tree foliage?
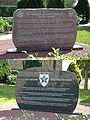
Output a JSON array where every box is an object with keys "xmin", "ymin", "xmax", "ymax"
[
  {"xmin": 67, "ymin": 62, "xmax": 82, "ymax": 84},
  {"xmin": 47, "ymin": 0, "xmax": 64, "ymax": 8},
  {"xmin": 0, "ymin": 60, "xmax": 11, "ymax": 83},
  {"xmin": 17, "ymin": 0, "xmax": 44, "ymax": 8},
  {"xmin": 64, "ymin": 0, "xmax": 76, "ymax": 8},
  {"xmin": 74, "ymin": 0, "xmax": 89, "ymax": 24},
  {"xmin": 77, "ymin": 59, "xmax": 90, "ymax": 90}
]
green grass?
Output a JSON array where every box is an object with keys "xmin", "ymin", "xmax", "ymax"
[
  {"xmin": 0, "ymin": 86, "xmax": 16, "ymax": 104},
  {"xmin": 79, "ymin": 86, "xmax": 90, "ymax": 104},
  {"xmin": 77, "ymin": 27, "xmax": 90, "ymax": 45}
]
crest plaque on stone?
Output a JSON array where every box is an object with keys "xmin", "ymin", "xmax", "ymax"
[
  {"xmin": 39, "ymin": 73, "xmax": 50, "ymax": 87},
  {"xmin": 16, "ymin": 68, "xmax": 79, "ymax": 113}
]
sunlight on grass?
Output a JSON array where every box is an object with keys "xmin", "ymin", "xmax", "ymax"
[
  {"xmin": 80, "ymin": 85, "xmax": 90, "ymax": 90},
  {"xmin": 79, "ymin": 83, "xmax": 90, "ymax": 103},
  {"xmin": 0, "ymin": 86, "xmax": 16, "ymax": 104},
  {"xmin": 79, "ymin": 88, "xmax": 90, "ymax": 104},
  {"xmin": 0, "ymin": 97, "xmax": 16, "ymax": 104},
  {"xmin": 77, "ymin": 27, "xmax": 90, "ymax": 44}
]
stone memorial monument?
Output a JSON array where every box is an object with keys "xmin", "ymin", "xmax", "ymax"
[
  {"xmin": 16, "ymin": 65, "xmax": 79, "ymax": 113},
  {"xmin": 13, "ymin": 8, "xmax": 77, "ymax": 52}
]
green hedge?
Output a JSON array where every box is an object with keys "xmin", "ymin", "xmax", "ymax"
[{"xmin": 0, "ymin": 7, "xmax": 16, "ymax": 17}]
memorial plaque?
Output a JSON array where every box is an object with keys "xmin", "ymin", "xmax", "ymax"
[
  {"xmin": 16, "ymin": 68, "xmax": 79, "ymax": 113},
  {"xmin": 13, "ymin": 9, "xmax": 77, "ymax": 51}
]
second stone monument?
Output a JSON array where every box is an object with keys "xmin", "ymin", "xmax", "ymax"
[{"xmin": 13, "ymin": 8, "xmax": 77, "ymax": 51}]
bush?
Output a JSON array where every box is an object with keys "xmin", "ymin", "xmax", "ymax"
[
  {"xmin": 0, "ymin": 17, "xmax": 13, "ymax": 33},
  {"xmin": 7, "ymin": 75, "xmax": 17, "ymax": 85},
  {"xmin": 11, "ymin": 70, "xmax": 19, "ymax": 75},
  {"xmin": 17, "ymin": 0, "xmax": 44, "ymax": 8},
  {"xmin": 0, "ymin": 7, "xmax": 16, "ymax": 17},
  {"xmin": 47, "ymin": 0, "xmax": 64, "ymax": 8},
  {"xmin": 6, "ymin": 69, "xmax": 19, "ymax": 85},
  {"xmin": 67, "ymin": 62, "xmax": 82, "ymax": 83},
  {"xmin": 0, "ymin": 17, "xmax": 5, "ymax": 33},
  {"xmin": 0, "ymin": 60, "xmax": 11, "ymax": 83}
]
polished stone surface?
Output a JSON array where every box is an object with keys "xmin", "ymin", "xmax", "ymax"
[
  {"xmin": 13, "ymin": 9, "xmax": 77, "ymax": 51},
  {"xmin": 16, "ymin": 68, "xmax": 79, "ymax": 113}
]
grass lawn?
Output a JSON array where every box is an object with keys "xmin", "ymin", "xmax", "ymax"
[
  {"xmin": 0, "ymin": 85, "xmax": 90, "ymax": 104},
  {"xmin": 77, "ymin": 27, "xmax": 90, "ymax": 45},
  {"xmin": 79, "ymin": 86, "xmax": 90, "ymax": 104},
  {"xmin": 0, "ymin": 86, "xmax": 16, "ymax": 104}
]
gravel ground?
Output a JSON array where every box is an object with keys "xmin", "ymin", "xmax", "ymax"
[{"xmin": 0, "ymin": 39, "xmax": 90, "ymax": 60}]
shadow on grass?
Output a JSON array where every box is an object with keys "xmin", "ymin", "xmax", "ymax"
[
  {"xmin": 0, "ymin": 86, "xmax": 15, "ymax": 101},
  {"xmin": 79, "ymin": 89, "xmax": 90, "ymax": 104},
  {"xmin": 78, "ymin": 26, "xmax": 90, "ymax": 32}
]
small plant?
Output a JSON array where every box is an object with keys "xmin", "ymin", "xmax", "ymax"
[
  {"xmin": 10, "ymin": 112, "xmax": 49, "ymax": 120},
  {"xmin": 44, "ymin": 48, "xmax": 77, "ymax": 60},
  {"xmin": 10, "ymin": 113, "xmax": 90, "ymax": 120}
]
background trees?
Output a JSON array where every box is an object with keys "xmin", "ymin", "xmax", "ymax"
[
  {"xmin": 77, "ymin": 59, "xmax": 90, "ymax": 90},
  {"xmin": 0, "ymin": 60, "xmax": 19, "ymax": 85},
  {"xmin": 64, "ymin": 0, "xmax": 76, "ymax": 8},
  {"xmin": 0, "ymin": 60, "xmax": 11, "ymax": 83},
  {"xmin": 74, "ymin": 0, "xmax": 89, "ymax": 24},
  {"xmin": 47, "ymin": 0, "xmax": 64, "ymax": 8},
  {"xmin": 67, "ymin": 62, "xmax": 82, "ymax": 84},
  {"xmin": 17, "ymin": 0, "xmax": 44, "ymax": 8},
  {"xmin": 17, "ymin": 0, "xmax": 65, "ymax": 8}
]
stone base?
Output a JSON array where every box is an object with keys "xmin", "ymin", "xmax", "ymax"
[
  {"xmin": 73, "ymin": 45, "xmax": 83, "ymax": 50},
  {"xmin": 6, "ymin": 48, "xmax": 27, "ymax": 53},
  {"xmin": 6, "ymin": 44, "xmax": 83, "ymax": 53}
]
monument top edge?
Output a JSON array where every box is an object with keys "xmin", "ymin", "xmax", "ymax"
[
  {"xmin": 14, "ymin": 8, "xmax": 77, "ymax": 16},
  {"xmin": 15, "ymin": 8, "xmax": 75, "ymax": 11}
]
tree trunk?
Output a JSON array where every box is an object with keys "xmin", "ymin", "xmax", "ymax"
[
  {"xmin": 53, "ymin": 60, "xmax": 56, "ymax": 70},
  {"xmin": 84, "ymin": 69, "xmax": 88, "ymax": 90}
]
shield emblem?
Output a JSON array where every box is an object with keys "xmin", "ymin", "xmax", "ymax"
[{"xmin": 39, "ymin": 73, "xmax": 49, "ymax": 87}]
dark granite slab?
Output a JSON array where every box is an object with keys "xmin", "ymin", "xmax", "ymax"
[{"xmin": 16, "ymin": 68, "xmax": 79, "ymax": 113}]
